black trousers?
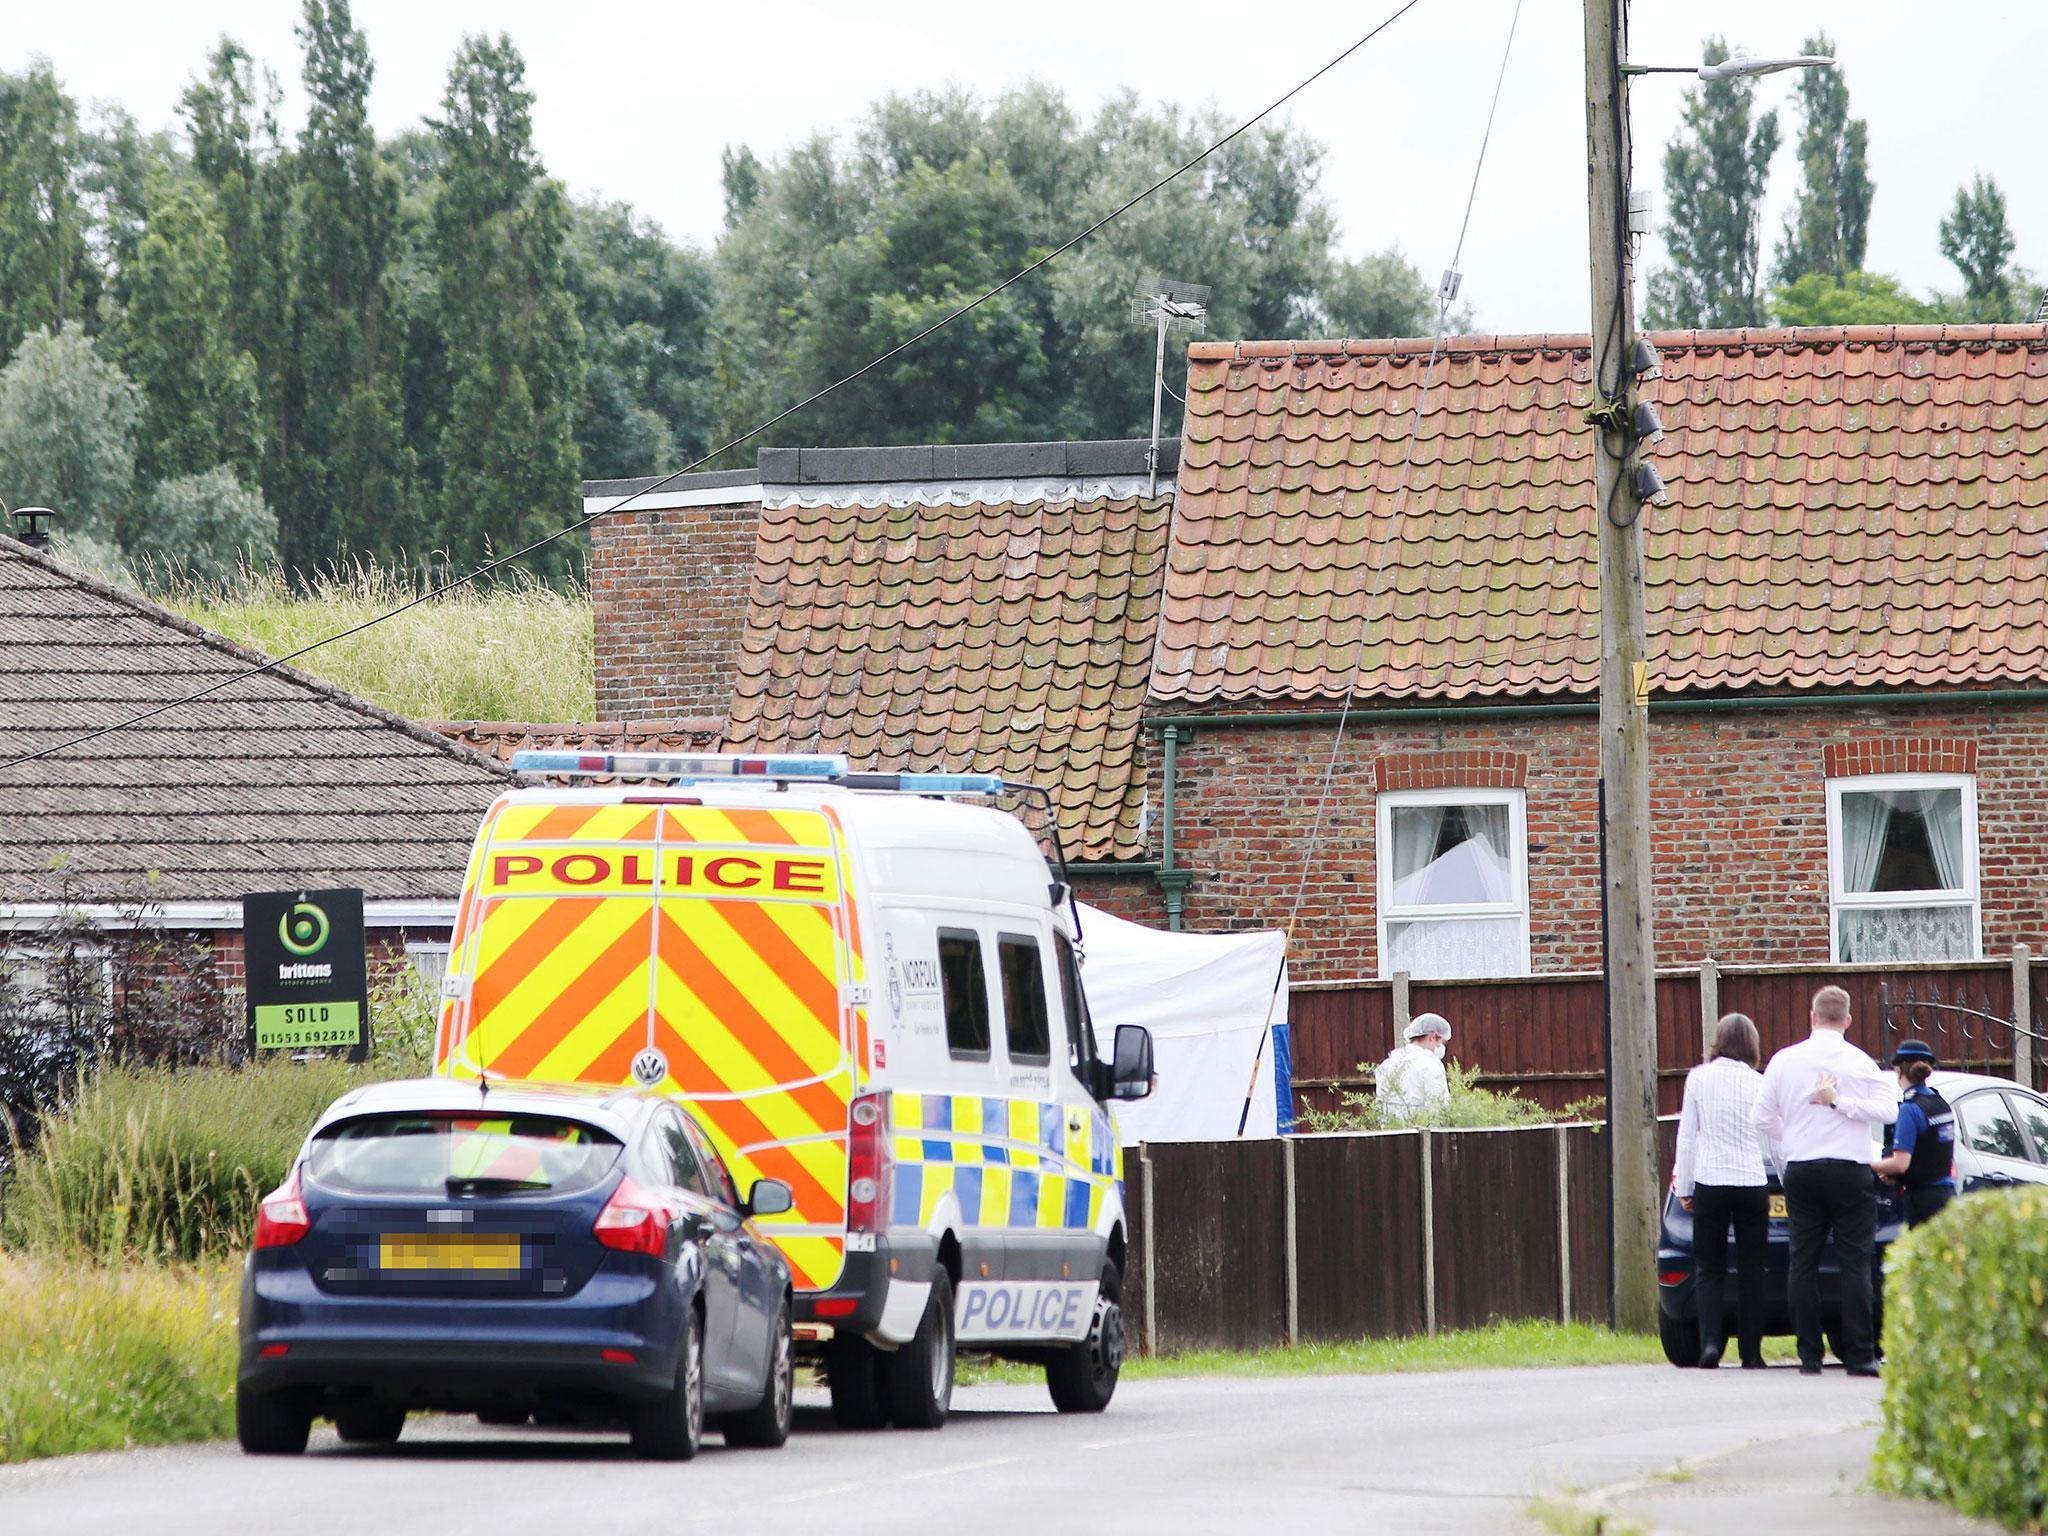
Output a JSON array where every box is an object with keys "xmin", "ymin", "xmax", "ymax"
[
  {"xmin": 1691, "ymin": 1184, "xmax": 1768, "ymax": 1364},
  {"xmin": 1905, "ymin": 1183, "xmax": 1954, "ymax": 1227},
  {"xmin": 1784, "ymin": 1158, "xmax": 1879, "ymax": 1368}
]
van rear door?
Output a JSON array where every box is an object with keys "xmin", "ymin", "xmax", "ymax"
[{"xmin": 438, "ymin": 799, "xmax": 856, "ymax": 1292}]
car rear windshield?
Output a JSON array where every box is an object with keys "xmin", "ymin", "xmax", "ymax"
[{"xmin": 307, "ymin": 1113, "xmax": 623, "ymax": 1197}]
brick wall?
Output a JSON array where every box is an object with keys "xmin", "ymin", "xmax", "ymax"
[
  {"xmin": 590, "ymin": 499, "xmax": 761, "ymax": 721},
  {"xmin": 1151, "ymin": 700, "xmax": 2048, "ymax": 982}
]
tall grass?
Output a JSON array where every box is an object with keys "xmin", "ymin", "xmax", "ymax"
[
  {"xmin": 2, "ymin": 1059, "xmax": 365, "ymax": 1262},
  {"xmin": 155, "ymin": 556, "xmax": 594, "ymax": 722},
  {"xmin": 1298, "ymin": 1061, "xmax": 1605, "ymax": 1132},
  {"xmin": 0, "ymin": 1255, "xmax": 237, "ymax": 1461}
]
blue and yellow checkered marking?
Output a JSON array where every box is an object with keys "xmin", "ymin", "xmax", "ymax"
[{"xmin": 887, "ymin": 1090, "xmax": 1118, "ymax": 1232}]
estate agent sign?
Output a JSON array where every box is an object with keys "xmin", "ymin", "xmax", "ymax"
[{"xmin": 244, "ymin": 888, "xmax": 368, "ymax": 1061}]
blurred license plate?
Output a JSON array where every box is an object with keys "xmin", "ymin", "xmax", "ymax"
[
  {"xmin": 1768, "ymin": 1194, "xmax": 1788, "ymax": 1220},
  {"xmin": 379, "ymin": 1235, "xmax": 522, "ymax": 1271}
]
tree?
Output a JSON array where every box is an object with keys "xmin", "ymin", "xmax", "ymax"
[
  {"xmin": 430, "ymin": 34, "xmax": 584, "ymax": 577},
  {"xmin": 127, "ymin": 464, "xmax": 278, "ymax": 581},
  {"xmin": 181, "ymin": 38, "xmax": 294, "ymax": 487},
  {"xmin": 1772, "ymin": 35, "xmax": 1871, "ymax": 287},
  {"xmin": 0, "ymin": 65, "xmax": 94, "ymax": 359},
  {"xmin": 563, "ymin": 198, "xmax": 715, "ymax": 479},
  {"xmin": 118, "ymin": 175, "xmax": 261, "ymax": 486},
  {"xmin": 286, "ymin": 0, "xmax": 412, "ymax": 567},
  {"xmin": 0, "ymin": 321, "xmax": 140, "ymax": 546},
  {"xmin": 1644, "ymin": 37, "xmax": 1781, "ymax": 330},
  {"xmin": 1939, "ymin": 175, "xmax": 2034, "ymax": 323},
  {"xmin": 1770, "ymin": 271, "xmax": 1936, "ymax": 328},
  {"xmin": 708, "ymin": 86, "xmax": 1384, "ymax": 454},
  {"xmin": 1320, "ymin": 249, "xmax": 1451, "ymax": 339}
]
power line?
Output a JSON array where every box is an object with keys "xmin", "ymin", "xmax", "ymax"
[
  {"xmin": 1233, "ymin": 0, "xmax": 1525, "ymax": 1136},
  {"xmin": 3, "ymin": 0, "xmax": 1427, "ymax": 774}
]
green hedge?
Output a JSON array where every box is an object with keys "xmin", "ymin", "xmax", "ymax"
[{"xmin": 1874, "ymin": 1186, "xmax": 2048, "ymax": 1528}]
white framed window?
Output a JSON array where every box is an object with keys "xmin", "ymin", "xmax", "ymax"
[
  {"xmin": 1825, "ymin": 773, "xmax": 1979, "ymax": 964},
  {"xmin": 1376, "ymin": 788, "xmax": 1530, "ymax": 979}
]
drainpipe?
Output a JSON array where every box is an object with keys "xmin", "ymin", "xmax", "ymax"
[{"xmin": 1155, "ymin": 725, "xmax": 1192, "ymax": 930}]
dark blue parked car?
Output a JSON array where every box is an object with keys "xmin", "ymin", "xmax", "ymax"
[
  {"xmin": 238, "ymin": 1079, "xmax": 793, "ymax": 1458},
  {"xmin": 1656, "ymin": 1070, "xmax": 2048, "ymax": 1366}
]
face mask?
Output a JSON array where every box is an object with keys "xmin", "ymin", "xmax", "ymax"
[{"xmin": 1428, "ymin": 1042, "xmax": 1446, "ymax": 1061}]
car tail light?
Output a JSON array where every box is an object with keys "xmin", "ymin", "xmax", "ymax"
[
  {"xmin": 253, "ymin": 1170, "xmax": 310, "ymax": 1248},
  {"xmin": 815, "ymin": 1297, "xmax": 858, "ymax": 1319},
  {"xmin": 846, "ymin": 1090, "xmax": 891, "ymax": 1234},
  {"xmin": 594, "ymin": 1176, "xmax": 674, "ymax": 1256},
  {"xmin": 1658, "ymin": 1268, "xmax": 1687, "ymax": 1287}
]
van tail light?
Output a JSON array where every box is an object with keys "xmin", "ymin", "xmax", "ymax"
[
  {"xmin": 254, "ymin": 1170, "xmax": 311, "ymax": 1248},
  {"xmin": 846, "ymin": 1091, "xmax": 891, "ymax": 1234},
  {"xmin": 594, "ymin": 1176, "xmax": 674, "ymax": 1256}
]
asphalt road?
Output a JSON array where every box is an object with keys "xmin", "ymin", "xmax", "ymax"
[{"xmin": 0, "ymin": 1364, "xmax": 1980, "ymax": 1536}]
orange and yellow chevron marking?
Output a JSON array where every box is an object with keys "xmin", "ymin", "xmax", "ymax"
[
  {"xmin": 438, "ymin": 799, "xmax": 854, "ymax": 1290},
  {"xmin": 491, "ymin": 802, "xmax": 662, "ymax": 844}
]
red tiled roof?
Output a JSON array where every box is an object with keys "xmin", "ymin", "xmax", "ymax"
[
  {"xmin": 1157, "ymin": 325, "xmax": 2048, "ymax": 705},
  {"xmin": 430, "ymin": 719, "xmax": 723, "ymax": 766},
  {"xmin": 725, "ymin": 494, "xmax": 1171, "ymax": 860}
]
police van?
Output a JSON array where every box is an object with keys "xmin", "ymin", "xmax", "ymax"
[{"xmin": 433, "ymin": 752, "xmax": 1155, "ymax": 1429}]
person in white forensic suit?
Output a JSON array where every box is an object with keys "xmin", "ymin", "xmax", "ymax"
[{"xmin": 1376, "ymin": 1013, "xmax": 1453, "ymax": 1120}]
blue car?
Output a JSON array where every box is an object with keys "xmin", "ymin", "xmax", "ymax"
[
  {"xmin": 238, "ymin": 1078, "xmax": 794, "ymax": 1459},
  {"xmin": 1656, "ymin": 1070, "xmax": 2048, "ymax": 1366}
]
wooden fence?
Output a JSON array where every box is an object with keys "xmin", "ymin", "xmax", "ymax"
[
  {"xmin": 1120, "ymin": 1118, "xmax": 1683, "ymax": 1355},
  {"xmin": 1289, "ymin": 949, "xmax": 2042, "ymax": 1121}
]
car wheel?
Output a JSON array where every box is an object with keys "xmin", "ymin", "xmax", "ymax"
[
  {"xmin": 333, "ymin": 1405, "xmax": 405, "ymax": 1445},
  {"xmin": 1658, "ymin": 1309, "xmax": 1702, "ymax": 1368},
  {"xmin": 882, "ymin": 1269, "xmax": 955, "ymax": 1430},
  {"xmin": 236, "ymin": 1385, "xmax": 312, "ymax": 1456},
  {"xmin": 1047, "ymin": 1262, "xmax": 1125, "ymax": 1413},
  {"xmin": 630, "ymin": 1307, "xmax": 705, "ymax": 1461},
  {"xmin": 826, "ymin": 1334, "xmax": 890, "ymax": 1429},
  {"xmin": 723, "ymin": 1297, "xmax": 794, "ymax": 1448}
]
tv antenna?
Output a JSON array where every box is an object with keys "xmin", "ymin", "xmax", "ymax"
[{"xmin": 1131, "ymin": 277, "xmax": 1209, "ymax": 496}]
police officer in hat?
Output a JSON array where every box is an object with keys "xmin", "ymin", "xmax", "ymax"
[{"xmin": 1870, "ymin": 1040, "xmax": 1957, "ymax": 1227}]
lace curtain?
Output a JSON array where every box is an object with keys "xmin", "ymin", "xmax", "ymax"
[
  {"xmin": 1387, "ymin": 917, "xmax": 1522, "ymax": 978},
  {"xmin": 1838, "ymin": 905, "xmax": 1974, "ymax": 963}
]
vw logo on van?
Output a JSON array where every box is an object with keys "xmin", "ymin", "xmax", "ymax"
[{"xmin": 630, "ymin": 1048, "xmax": 669, "ymax": 1087}]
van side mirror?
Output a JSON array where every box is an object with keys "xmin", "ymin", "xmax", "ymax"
[
  {"xmin": 744, "ymin": 1178, "xmax": 793, "ymax": 1217},
  {"xmin": 1111, "ymin": 1024, "xmax": 1154, "ymax": 1101}
]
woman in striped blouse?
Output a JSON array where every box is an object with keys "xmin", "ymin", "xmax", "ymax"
[{"xmin": 1674, "ymin": 1013, "xmax": 1769, "ymax": 1369}]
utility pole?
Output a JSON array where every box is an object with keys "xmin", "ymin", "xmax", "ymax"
[{"xmin": 1583, "ymin": 0, "xmax": 1660, "ymax": 1335}]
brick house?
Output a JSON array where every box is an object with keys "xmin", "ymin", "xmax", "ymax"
[
  {"xmin": 587, "ymin": 323, "xmax": 2048, "ymax": 988},
  {"xmin": 0, "ymin": 532, "xmax": 512, "ymax": 1005}
]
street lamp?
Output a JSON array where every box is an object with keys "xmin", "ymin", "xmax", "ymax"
[{"xmin": 1581, "ymin": 4, "xmax": 1834, "ymax": 1334}]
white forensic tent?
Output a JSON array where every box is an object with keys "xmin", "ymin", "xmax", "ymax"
[{"xmin": 1076, "ymin": 901, "xmax": 1290, "ymax": 1143}]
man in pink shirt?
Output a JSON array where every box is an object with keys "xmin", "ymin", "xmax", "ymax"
[{"xmin": 1753, "ymin": 985, "xmax": 1898, "ymax": 1377}]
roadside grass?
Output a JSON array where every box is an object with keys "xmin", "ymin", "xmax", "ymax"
[
  {"xmin": 0, "ymin": 1254, "xmax": 237, "ymax": 1462},
  {"xmin": 1526, "ymin": 1496, "xmax": 1646, "ymax": 1536},
  {"xmin": 155, "ymin": 557, "xmax": 593, "ymax": 723},
  {"xmin": 959, "ymin": 1320, "xmax": 1663, "ymax": 1385}
]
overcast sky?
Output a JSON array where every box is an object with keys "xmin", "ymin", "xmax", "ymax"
[{"xmin": 7, "ymin": 1, "xmax": 2043, "ymax": 335}]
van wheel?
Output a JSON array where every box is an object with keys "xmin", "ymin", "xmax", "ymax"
[
  {"xmin": 1658, "ymin": 1309, "xmax": 1702, "ymax": 1368},
  {"xmin": 723, "ymin": 1298, "xmax": 794, "ymax": 1448},
  {"xmin": 629, "ymin": 1308, "xmax": 705, "ymax": 1460},
  {"xmin": 333, "ymin": 1405, "xmax": 405, "ymax": 1445},
  {"xmin": 236, "ymin": 1385, "xmax": 312, "ymax": 1455},
  {"xmin": 1048, "ymin": 1262, "xmax": 1125, "ymax": 1413},
  {"xmin": 826, "ymin": 1334, "xmax": 890, "ymax": 1430},
  {"xmin": 883, "ymin": 1270, "xmax": 955, "ymax": 1429}
]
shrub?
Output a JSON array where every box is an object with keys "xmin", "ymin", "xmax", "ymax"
[
  {"xmin": 1, "ymin": 1059, "xmax": 362, "ymax": 1262},
  {"xmin": 127, "ymin": 465, "xmax": 278, "ymax": 583},
  {"xmin": 0, "ymin": 1255, "xmax": 237, "ymax": 1461},
  {"xmin": 1298, "ymin": 1060, "xmax": 1603, "ymax": 1132},
  {"xmin": 1873, "ymin": 1186, "xmax": 2048, "ymax": 1528}
]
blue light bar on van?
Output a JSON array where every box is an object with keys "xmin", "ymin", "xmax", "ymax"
[
  {"xmin": 898, "ymin": 773, "xmax": 1006, "ymax": 794},
  {"xmin": 511, "ymin": 751, "xmax": 850, "ymax": 780}
]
